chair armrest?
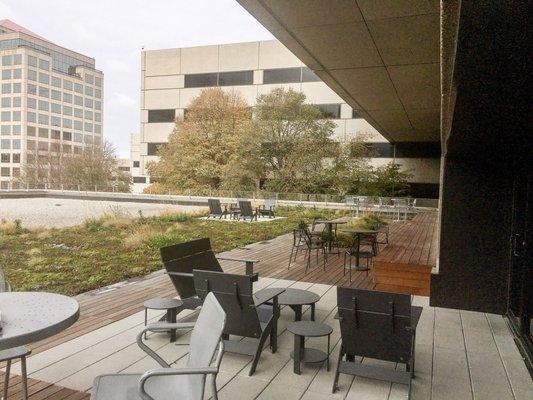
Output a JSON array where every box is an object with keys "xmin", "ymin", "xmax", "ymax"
[
  {"xmin": 165, "ymin": 271, "xmax": 194, "ymax": 278},
  {"xmin": 216, "ymin": 256, "xmax": 259, "ymax": 276},
  {"xmin": 136, "ymin": 322, "xmax": 195, "ymax": 368},
  {"xmin": 138, "ymin": 367, "xmax": 219, "ymax": 400},
  {"xmin": 253, "ymin": 287, "xmax": 285, "ymax": 307}
]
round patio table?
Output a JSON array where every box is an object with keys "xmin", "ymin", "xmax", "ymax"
[
  {"xmin": 315, "ymin": 219, "xmax": 347, "ymax": 252},
  {"xmin": 288, "ymin": 320, "xmax": 332, "ymax": 374},
  {"xmin": 339, "ymin": 228, "xmax": 379, "ymax": 271},
  {"xmin": 143, "ymin": 297, "xmax": 184, "ymax": 342},
  {"xmin": 0, "ymin": 292, "xmax": 80, "ymax": 351},
  {"xmin": 257, "ymin": 288, "xmax": 320, "ymax": 321}
]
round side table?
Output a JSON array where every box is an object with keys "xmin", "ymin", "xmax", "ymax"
[
  {"xmin": 287, "ymin": 320, "xmax": 333, "ymax": 375},
  {"xmin": 143, "ymin": 298, "xmax": 183, "ymax": 342}
]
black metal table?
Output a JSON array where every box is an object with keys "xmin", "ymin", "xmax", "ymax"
[
  {"xmin": 287, "ymin": 320, "xmax": 332, "ymax": 374},
  {"xmin": 257, "ymin": 288, "xmax": 320, "ymax": 321},
  {"xmin": 143, "ymin": 297, "xmax": 184, "ymax": 342},
  {"xmin": 339, "ymin": 228, "xmax": 379, "ymax": 272},
  {"xmin": 315, "ymin": 219, "xmax": 347, "ymax": 252}
]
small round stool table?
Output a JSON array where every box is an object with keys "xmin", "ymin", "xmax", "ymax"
[
  {"xmin": 257, "ymin": 288, "xmax": 320, "ymax": 321},
  {"xmin": 143, "ymin": 298, "xmax": 183, "ymax": 342},
  {"xmin": 287, "ymin": 320, "xmax": 333, "ymax": 375}
]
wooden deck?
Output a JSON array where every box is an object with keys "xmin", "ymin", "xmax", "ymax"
[
  {"xmin": 1, "ymin": 212, "xmax": 437, "ymax": 399},
  {"xmin": 373, "ymin": 211, "xmax": 439, "ymax": 295}
]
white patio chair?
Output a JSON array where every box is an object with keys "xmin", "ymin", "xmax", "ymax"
[{"xmin": 91, "ymin": 292, "xmax": 226, "ymax": 400}]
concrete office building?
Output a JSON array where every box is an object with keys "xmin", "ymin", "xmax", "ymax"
[
  {"xmin": 0, "ymin": 20, "xmax": 104, "ymax": 189},
  {"xmin": 138, "ymin": 40, "xmax": 440, "ymax": 195}
]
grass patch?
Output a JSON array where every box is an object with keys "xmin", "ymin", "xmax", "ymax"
[{"xmin": 0, "ymin": 206, "xmax": 345, "ymax": 295}]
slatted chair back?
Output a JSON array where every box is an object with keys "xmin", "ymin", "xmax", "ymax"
[
  {"xmin": 186, "ymin": 291, "xmax": 226, "ymax": 399},
  {"xmin": 337, "ymin": 287, "xmax": 413, "ymax": 364},
  {"xmin": 160, "ymin": 238, "xmax": 223, "ymax": 300},
  {"xmin": 238, "ymin": 200, "xmax": 256, "ymax": 219},
  {"xmin": 194, "ymin": 270, "xmax": 263, "ymax": 339},
  {"xmin": 208, "ymin": 198, "xmax": 223, "ymax": 215}
]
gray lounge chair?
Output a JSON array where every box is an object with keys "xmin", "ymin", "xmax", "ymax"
[
  {"xmin": 91, "ymin": 292, "xmax": 226, "ymax": 400},
  {"xmin": 258, "ymin": 199, "xmax": 277, "ymax": 218},
  {"xmin": 207, "ymin": 199, "xmax": 228, "ymax": 219},
  {"xmin": 160, "ymin": 238, "xmax": 259, "ymax": 314},
  {"xmin": 237, "ymin": 200, "xmax": 258, "ymax": 222},
  {"xmin": 193, "ymin": 270, "xmax": 284, "ymax": 376},
  {"xmin": 332, "ymin": 287, "xmax": 422, "ymax": 398}
]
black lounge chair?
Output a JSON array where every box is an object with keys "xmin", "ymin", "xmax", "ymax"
[
  {"xmin": 258, "ymin": 199, "xmax": 277, "ymax": 218},
  {"xmin": 193, "ymin": 270, "xmax": 284, "ymax": 376},
  {"xmin": 207, "ymin": 199, "xmax": 229, "ymax": 219},
  {"xmin": 160, "ymin": 238, "xmax": 259, "ymax": 313},
  {"xmin": 333, "ymin": 287, "xmax": 422, "ymax": 398},
  {"xmin": 237, "ymin": 200, "xmax": 258, "ymax": 222}
]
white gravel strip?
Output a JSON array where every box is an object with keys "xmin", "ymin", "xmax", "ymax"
[{"xmin": 0, "ymin": 198, "xmax": 204, "ymax": 228}]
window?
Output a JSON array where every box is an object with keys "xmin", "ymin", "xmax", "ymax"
[
  {"xmin": 95, "ymin": 100, "xmax": 101, "ymax": 110},
  {"xmin": 316, "ymin": 104, "xmax": 341, "ymax": 119},
  {"xmin": 38, "ymin": 128, "xmax": 49, "ymax": 138},
  {"xmin": 13, "ymin": 83, "xmax": 21, "ymax": 93},
  {"xmin": 13, "ymin": 69, "xmax": 21, "ymax": 79},
  {"xmin": 95, "ymin": 89, "xmax": 102, "ymax": 98},
  {"xmin": 84, "ymin": 98, "xmax": 93, "ymax": 108},
  {"xmin": 1, "ymin": 125, "xmax": 9, "ymax": 135},
  {"xmin": 74, "ymin": 83, "xmax": 83, "ymax": 93},
  {"xmin": 301, "ymin": 67, "xmax": 320, "ymax": 82},
  {"xmin": 2, "ymin": 55, "xmax": 12, "ymax": 66},
  {"xmin": 85, "ymin": 86, "xmax": 93, "ymax": 96},
  {"xmin": 63, "ymin": 143, "xmax": 71, "ymax": 153},
  {"xmin": 352, "ymin": 109, "xmax": 362, "ymax": 119},
  {"xmin": 63, "ymin": 118, "xmax": 72, "ymax": 128},
  {"xmin": 63, "ymin": 131, "xmax": 72, "ymax": 141},
  {"xmin": 12, "ymin": 153, "xmax": 20, "ymax": 163},
  {"xmin": 184, "ymin": 73, "xmax": 218, "ymax": 88},
  {"xmin": 12, "ymin": 111, "xmax": 20, "ymax": 121},
  {"xmin": 12, "ymin": 139, "xmax": 20, "ymax": 150},
  {"xmin": 27, "ymin": 126, "xmax": 36, "ymax": 136},
  {"xmin": 13, "ymin": 97, "xmax": 21, "ymax": 107},
  {"xmin": 85, "ymin": 74, "xmax": 94, "ymax": 84},
  {"xmin": 27, "ymin": 84, "xmax": 37, "ymax": 95},
  {"xmin": 39, "ymin": 72, "xmax": 50, "ymax": 84},
  {"xmin": 51, "ymin": 116, "xmax": 61, "ymax": 127},
  {"xmin": 50, "ymin": 142, "xmax": 60, "ymax": 152},
  {"xmin": 63, "ymin": 92, "xmax": 73, "ymax": 103},
  {"xmin": 63, "ymin": 105, "xmax": 73, "ymax": 115},
  {"xmin": 13, "ymin": 54, "xmax": 22, "ymax": 65},
  {"xmin": 84, "ymin": 122, "xmax": 93, "ymax": 132},
  {"xmin": 133, "ymin": 161, "xmax": 140, "ymax": 168},
  {"xmin": 28, "ymin": 69, "xmax": 37, "ymax": 81},
  {"xmin": 38, "ymin": 142, "xmax": 49, "ymax": 151},
  {"xmin": 147, "ymin": 142, "xmax": 165, "ymax": 155},
  {"xmin": 148, "ymin": 109, "xmax": 175, "ymax": 123},
  {"xmin": 27, "ymin": 98, "xmax": 37, "ymax": 109},
  {"xmin": 94, "ymin": 113, "xmax": 101, "ymax": 122},
  {"xmin": 74, "ymin": 108, "xmax": 83, "ymax": 118},
  {"xmin": 1, "ymin": 111, "xmax": 10, "ymax": 121},
  {"xmin": 1, "ymin": 153, "xmax": 10, "ymax": 163},
  {"xmin": 0, "ymin": 140, "xmax": 10, "ymax": 149},
  {"xmin": 27, "ymin": 140, "xmax": 35, "ymax": 150},
  {"xmin": 119, "ymin": 166, "xmax": 130, "ymax": 172},
  {"xmin": 2, "ymin": 83, "xmax": 11, "ymax": 94},
  {"xmin": 94, "ymin": 124, "xmax": 101, "ymax": 134},
  {"xmin": 95, "ymin": 76, "xmax": 102, "ymax": 87},
  {"xmin": 38, "ymin": 100, "xmax": 49, "ymax": 111},
  {"xmin": 74, "ymin": 120, "xmax": 83, "ymax": 131},
  {"xmin": 74, "ymin": 95, "xmax": 83, "ymax": 106},
  {"xmin": 27, "ymin": 112, "xmax": 36, "ymax": 123},
  {"xmin": 51, "ymin": 76, "xmax": 61, "ymax": 87},
  {"xmin": 263, "ymin": 67, "xmax": 301, "ymax": 84},
  {"xmin": 63, "ymin": 80, "xmax": 73, "ymax": 90},
  {"xmin": 73, "ymin": 132, "xmax": 82, "ymax": 142},
  {"xmin": 51, "ymin": 90, "xmax": 61, "ymax": 101},
  {"xmin": 39, "ymin": 87, "xmax": 49, "ymax": 98},
  {"xmin": 51, "ymin": 129, "xmax": 61, "ymax": 139},
  {"xmin": 218, "ymin": 70, "xmax": 253, "ymax": 86},
  {"xmin": 28, "ymin": 55, "xmax": 37, "ymax": 67},
  {"xmin": 1, "ymin": 70, "xmax": 11, "ymax": 79},
  {"xmin": 0, "ymin": 167, "xmax": 9, "ymax": 177},
  {"xmin": 39, "ymin": 59, "xmax": 50, "ymax": 70},
  {"xmin": 85, "ymin": 110, "xmax": 93, "ymax": 120},
  {"xmin": 133, "ymin": 176, "xmax": 147, "ymax": 183},
  {"xmin": 1, "ymin": 97, "xmax": 10, "ymax": 108},
  {"xmin": 38, "ymin": 114, "xmax": 49, "ymax": 125},
  {"xmin": 51, "ymin": 103, "xmax": 61, "ymax": 114},
  {"xmin": 12, "ymin": 125, "xmax": 21, "ymax": 135}
]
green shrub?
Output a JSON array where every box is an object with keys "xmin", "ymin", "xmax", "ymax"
[
  {"xmin": 84, "ymin": 217, "xmax": 105, "ymax": 232},
  {"xmin": 155, "ymin": 212, "xmax": 193, "ymax": 223}
]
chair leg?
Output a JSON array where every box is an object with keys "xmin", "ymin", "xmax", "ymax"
[
  {"xmin": 21, "ymin": 356, "xmax": 28, "ymax": 400},
  {"xmin": 332, "ymin": 345, "xmax": 344, "ymax": 393},
  {"xmin": 211, "ymin": 375, "xmax": 219, "ymax": 400},
  {"xmin": 288, "ymin": 245, "xmax": 295, "ymax": 269},
  {"xmin": 3, "ymin": 359, "xmax": 11, "ymax": 400},
  {"xmin": 249, "ymin": 329, "xmax": 270, "ymax": 376}
]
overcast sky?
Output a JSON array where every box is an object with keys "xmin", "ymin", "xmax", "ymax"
[{"xmin": 0, "ymin": 0, "xmax": 273, "ymax": 157}]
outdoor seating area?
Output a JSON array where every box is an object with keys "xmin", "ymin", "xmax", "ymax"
[{"xmin": 204, "ymin": 198, "xmax": 283, "ymax": 223}]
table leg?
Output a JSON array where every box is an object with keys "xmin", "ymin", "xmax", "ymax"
[
  {"xmin": 291, "ymin": 305, "xmax": 303, "ymax": 321},
  {"xmin": 293, "ymin": 334, "xmax": 304, "ymax": 374},
  {"xmin": 355, "ymin": 234, "xmax": 361, "ymax": 267},
  {"xmin": 3, "ymin": 359, "xmax": 10, "ymax": 400},
  {"xmin": 311, "ymin": 304, "xmax": 315, "ymax": 321},
  {"xmin": 328, "ymin": 224, "xmax": 333, "ymax": 252},
  {"xmin": 327, "ymin": 334, "xmax": 330, "ymax": 371},
  {"xmin": 167, "ymin": 308, "xmax": 177, "ymax": 342}
]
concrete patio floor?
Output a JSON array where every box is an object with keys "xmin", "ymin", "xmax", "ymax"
[{"xmin": 5, "ymin": 277, "xmax": 532, "ymax": 400}]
